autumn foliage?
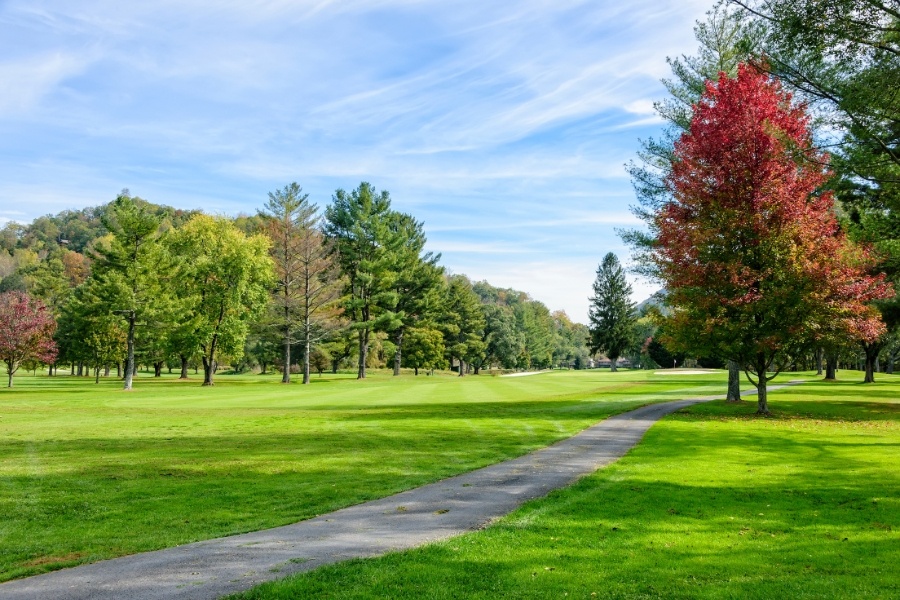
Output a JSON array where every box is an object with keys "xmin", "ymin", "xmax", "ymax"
[
  {"xmin": 653, "ymin": 64, "xmax": 893, "ymax": 413},
  {"xmin": 0, "ymin": 291, "xmax": 58, "ymax": 388}
]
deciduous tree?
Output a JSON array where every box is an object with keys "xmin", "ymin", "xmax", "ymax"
[
  {"xmin": 0, "ymin": 291, "xmax": 57, "ymax": 387},
  {"xmin": 168, "ymin": 215, "xmax": 274, "ymax": 386},
  {"xmin": 654, "ymin": 65, "xmax": 892, "ymax": 413}
]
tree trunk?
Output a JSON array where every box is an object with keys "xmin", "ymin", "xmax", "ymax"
[
  {"xmin": 95, "ymin": 366, "xmax": 100, "ymax": 384},
  {"xmin": 414, "ymin": 366, "xmax": 419, "ymax": 376},
  {"xmin": 825, "ymin": 351, "xmax": 838, "ymax": 380},
  {"xmin": 862, "ymin": 341, "xmax": 880, "ymax": 384},
  {"xmin": 116, "ymin": 362, "xmax": 121, "ymax": 378},
  {"xmin": 726, "ymin": 360, "xmax": 741, "ymax": 402},
  {"xmin": 816, "ymin": 348, "xmax": 824, "ymax": 375},
  {"xmin": 303, "ymin": 326, "xmax": 311, "ymax": 385},
  {"xmin": 124, "ymin": 312, "xmax": 136, "ymax": 390},
  {"xmin": 393, "ymin": 330, "xmax": 403, "ymax": 376},
  {"xmin": 332, "ymin": 358, "xmax": 339, "ymax": 374},
  {"xmin": 458, "ymin": 359, "xmax": 465, "ymax": 377},
  {"xmin": 202, "ymin": 356, "xmax": 215, "ymax": 386},
  {"xmin": 610, "ymin": 357, "xmax": 618, "ymax": 372},
  {"xmin": 179, "ymin": 355, "xmax": 189, "ymax": 379},
  {"xmin": 7, "ymin": 369, "xmax": 13, "ymax": 388},
  {"xmin": 754, "ymin": 355, "xmax": 769, "ymax": 415},
  {"xmin": 282, "ymin": 316, "xmax": 291, "ymax": 384},
  {"xmin": 48, "ymin": 363, "xmax": 53, "ymax": 377},
  {"xmin": 154, "ymin": 362, "xmax": 162, "ymax": 377},
  {"xmin": 77, "ymin": 361, "xmax": 83, "ymax": 377},
  {"xmin": 104, "ymin": 365, "xmax": 110, "ymax": 377},
  {"xmin": 357, "ymin": 328, "xmax": 368, "ymax": 379}
]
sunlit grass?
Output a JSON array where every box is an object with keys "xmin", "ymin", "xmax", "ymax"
[
  {"xmin": 231, "ymin": 375, "xmax": 900, "ymax": 599},
  {"xmin": 0, "ymin": 367, "xmax": 742, "ymax": 581}
]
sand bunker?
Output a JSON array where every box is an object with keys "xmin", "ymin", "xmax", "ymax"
[{"xmin": 653, "ymin": 369, "xmax": 719, "ymax": 375}]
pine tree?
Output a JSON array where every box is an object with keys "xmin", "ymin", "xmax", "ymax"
[{"xmin": 588, "ymin": 253, "xmax": 636, "ymax": 372}]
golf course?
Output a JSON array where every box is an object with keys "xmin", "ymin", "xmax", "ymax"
[{"xmin": 1, "ymin": 369, "xmax": 897, "ymax": 598}]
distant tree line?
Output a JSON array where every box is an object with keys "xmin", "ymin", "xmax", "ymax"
[{"xmin": 0, "ymin": 184, "xmax": 591, "ymax": 388}]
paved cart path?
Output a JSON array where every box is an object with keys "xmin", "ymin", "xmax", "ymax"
[{"xmin": 0, "ymin": 382, "xmax": 804, "ymax": 600}]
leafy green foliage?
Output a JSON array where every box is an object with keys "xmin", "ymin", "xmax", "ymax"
[
  {"xmin": 401, "ymin": 327, "xmax": 446, "ymax": 374},
  {"xmin": 168, "ymin": 214, "xmax": 274, "ymax": 385}
]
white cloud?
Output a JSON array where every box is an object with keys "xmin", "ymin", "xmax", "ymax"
[
  {"xmin": 0, "ymin": 0, "xmax": 708, "ymax": 310},
  {"xmin": 0, "ymin": 52, "xmax": 92, "ymax": 115}
]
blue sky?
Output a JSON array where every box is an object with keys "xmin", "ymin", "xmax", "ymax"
[{"xmin": 0, "ymin": 0, "xmax": 712, "ymax": 322}]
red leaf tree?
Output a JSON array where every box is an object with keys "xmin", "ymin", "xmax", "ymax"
[
  {"xmin": 653, "ymin": 64, "xmax": 893, "ymax": 414},
  {"xmin": 0, "ymin": 291, "xmax": 58, "ymax": 388}
]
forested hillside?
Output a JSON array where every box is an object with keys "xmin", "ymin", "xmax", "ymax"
[{"xmin": 0, "ymin": 186, "xmax": 591, "ymax": 386}]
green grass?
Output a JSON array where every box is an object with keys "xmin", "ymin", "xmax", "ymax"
[
  {"xmin": 0, "ymin": 367, "xmax": 738, "ymax": 581},
  {"xmin": 231, "ymin": 375, "xmax": 900, "ymax": 600}
]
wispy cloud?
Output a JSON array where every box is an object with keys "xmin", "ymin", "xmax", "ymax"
[{"xmin": 0, "ymin": 0, "xmax": 706, "ymax": 317}]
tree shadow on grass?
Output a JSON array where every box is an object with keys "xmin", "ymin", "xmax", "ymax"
[{"xmin": 228, "ymin": 402, "xmax": 900, "ymax": 600}]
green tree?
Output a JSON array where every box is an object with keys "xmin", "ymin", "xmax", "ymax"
[
  {"xmin": 85, "ymin": 316, "xmax": 127, "ymax": 383},
  {"xmin": 482, "ymin": 304, "xmax": 523, "ymax": 369},
  {"xmin": 401, "ymin": 327, "xmax": 446, "ymax": 375},
  {"xmin": 259, "ymin": 182, "xmax": 317, "ymax": 383},
  {"xmin": 386, "ymin": 212, "xmax": 444, "ymax": 376},
  {"xmin": 588, "ymin": 253, "xmax": 637, "ymax": 372},
  {"xmin": 323, "ymin": 182, "xmax": 403, "ymax": 379},
  {"xmin": 168, "ymin": 215, "xmax": 274, "ymax": 386},
  {"xmin": 442, "ymin": 275, "xmax": 486, "ymax": 376},
  {"xmin": 91, "ymin": 192, "xmax": 167, "ymax": 390}
]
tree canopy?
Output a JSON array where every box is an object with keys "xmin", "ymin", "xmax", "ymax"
[{"xmin": 653, "ymin": 65, "xmax": 892, "ymax": 413}]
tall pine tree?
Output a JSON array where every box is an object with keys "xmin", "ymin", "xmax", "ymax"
[{"xmin": 588, "ymin": 253, "xmax": 636, "ymax": 372}]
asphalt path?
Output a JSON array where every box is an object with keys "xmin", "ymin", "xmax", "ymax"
[{"xmin": 0, "ymin": 381, "xmax": 804, "ymax": 600}]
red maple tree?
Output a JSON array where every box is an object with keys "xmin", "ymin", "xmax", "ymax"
[
  {"xmin": 0, "ymin": 291, "xmax": 58, "ymax": 388},
  {"xmin": 653, "ymin": 64, "xmax": 892, "ymax": 414}
]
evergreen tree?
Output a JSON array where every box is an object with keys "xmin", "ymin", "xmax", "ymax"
[
  {"xmin": 442, "ymin": 275, "xmax": 486, "ymax": 376},
  {"xmin": 323, "ymin": 183, "xmax": 403, "ymax": 379},
  {"xmin": 386, "ymin": 212, "xmax": 444, "ymax": 376},
  {"xmin": 259, "ymin": 183, "xmax": 318, "ymax": 383},
  {"xmin": 91, "ymin": 192, "xmax": 167, "ymax": 390},
  {"xmin": 588, "ymin": 253, "xmax": 636, "ymax": 372}
]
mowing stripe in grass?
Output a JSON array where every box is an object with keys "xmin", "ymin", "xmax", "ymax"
[{"xmin": 0, "ymin": 382, "xmax": 804, "ymax": 600}]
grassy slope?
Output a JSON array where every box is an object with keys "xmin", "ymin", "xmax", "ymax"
[
  {"xmin": 232, "ymin": 376, "xmax": 900, "ymax": 600},
  {"xmin": 0, "ymin": 368, "xmax": 732, "ymax": 581}
]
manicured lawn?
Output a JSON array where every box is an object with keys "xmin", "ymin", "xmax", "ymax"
[
  {"xmin": 231, "ymin": 375, "xmax": 900, "ymax": 599},
  {"xmin": 0, "ymin": 368, "xmax": 735, "ymax": 582}
]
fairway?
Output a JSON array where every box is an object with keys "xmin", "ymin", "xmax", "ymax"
[
  {"xmin": 231, "ymin": 375, "xmax": 900, "ymax": 600},
  {"xmin": 0, "ymin": 369, "xmax": 734, "ymax": 582}
]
